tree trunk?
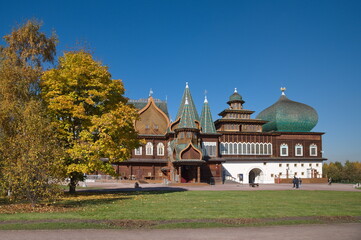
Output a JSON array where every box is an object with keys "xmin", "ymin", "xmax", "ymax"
[{"xmin": 69, "ymin": 177, "xmax": 77, "ymax": 194}]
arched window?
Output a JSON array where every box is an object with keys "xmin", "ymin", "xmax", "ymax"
[
  {"xmin": 260, "ymin": 143, "xmax": 264, "ymax": 155},
  {"xmin": 280, "ymin": 143, "xmax": 288, "ymax": 156},
  {"xmin": 310, "ymin": 144, "xmax": 317, "ymax": 156},
  {"xmin": 295, "ymin": 144, "xmax": 303, "ymax": 156},
  {"xmin": 233, "ymin": 143, "xmax": 238, "ymax": 155},
  {"xmin": 135, "ymin": 146, "xmax": 142, "ymax": 155},
  {"xmin": 267, "ymin": 143, "xmax": 272, "ymax": 155},
  {"xmin": 246, "ymin": 143, "xmax": 251, "ymax": 155},
  {"xmin": 263, "ymin": 143, "xmax": 267, "ymax": 155},
  {"xmin": 256, "ymin": 143, "xmax": 260, "ymax": 155},
  {"xmin": 146, "ymin": 142, "xmax": 153, "ymax": 155},
  {"xmin": 203, "ymin": 142, "xmax": 217, "ymax": 157},
  {"xmin": 238, "ymin": 143, "xmax": 242, "ymax": 154},
  {"xmin": 157, "ymin": 143, "xmax": 164, "ymax": 156},
  {"xmin": 229, "ymin": 143, "xmax": 234, "ymax": 155},
  {"xmin": 242, "ymin": 143, "xmax": 247, "ymax": 155},
  {"xmin": 220, "ymin": 143, "xmax": 227, "ymax": 154},
  {"xmin": 251, "ymin": 143, "xmax": 255, "ymax": 155}
]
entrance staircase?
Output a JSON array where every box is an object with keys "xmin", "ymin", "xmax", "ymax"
[
  {"xmin": 223, "ymin": 176, "xmax": 241, "ymax": 184},
  {"xmin": 168, "ymin": 182, "xmax": 209, "ymax": 187}
]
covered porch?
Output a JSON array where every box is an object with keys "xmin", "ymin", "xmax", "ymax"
[{"xmin": 172, "ymin": 160, "xmax": 205, "ymax": 183}]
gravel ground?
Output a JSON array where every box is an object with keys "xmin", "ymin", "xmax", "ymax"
[{"xmin": 1, "ymin": 223, "xmax": 360, "ymax": 240}]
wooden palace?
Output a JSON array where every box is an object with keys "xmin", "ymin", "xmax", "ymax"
[{"xmin": 114, "ymin": 83, "xmax": 326, "ymax": 184}]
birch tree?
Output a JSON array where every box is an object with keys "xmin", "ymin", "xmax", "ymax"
[{"xmin": 0, "ymin": 20, "xmax": 64, "ymax": 204}]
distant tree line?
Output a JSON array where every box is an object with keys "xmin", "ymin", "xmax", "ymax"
[{"xmin": 323, "ymin": 161, "xmax": 361, "ymax": 183}]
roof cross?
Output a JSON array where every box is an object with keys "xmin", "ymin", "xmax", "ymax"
[{"xmin": 280, "ymin": 87, "xmax": 286, "ymax": 95}]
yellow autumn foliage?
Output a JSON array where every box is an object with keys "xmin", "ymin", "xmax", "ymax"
[
  {"xmin": 41, "ymin": 50, "xmax": 141, "ymax": 193},
  {"xmin": 0, "ymin": 20, "xmax": 63, "ymax": 204}
]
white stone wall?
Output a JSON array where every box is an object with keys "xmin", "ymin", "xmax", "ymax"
[{"xmin": 222, "ymin": 160, "xmax": 323, "ymax": 184}]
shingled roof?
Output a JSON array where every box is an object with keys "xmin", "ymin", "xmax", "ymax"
[
  {"xmin": 200, "ymin": 96, "xmax": 217, "ymax": 134},
  {"xmin": 176, "ymin": 82, "xmax": 200, "ymax": 121},
  {"xmin": 178, "ymin": 96, "xmax": 198, "ymax": 129},
  {"xmin": 128, "ymin": 98, "xmax": 169, "ymax": 117}
]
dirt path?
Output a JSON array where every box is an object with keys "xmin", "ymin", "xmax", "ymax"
[
  {"xmin": 1, "ymin": 216, "xmax": 360, "ymax": 228},
  {"xmin": 1, "ymin": 223, "xmax": 360, "ymax": 240}
]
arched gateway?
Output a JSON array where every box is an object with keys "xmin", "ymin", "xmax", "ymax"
[{"xmin": 248, "ymin": 168, "xmax": 263, "ymax": 184}]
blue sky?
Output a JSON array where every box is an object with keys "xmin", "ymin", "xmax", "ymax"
[{"xmin": 1, "ymin": 0, "xmax": 360, "ymax": 163}]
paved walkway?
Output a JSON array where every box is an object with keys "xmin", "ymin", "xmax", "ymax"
[
  {"xmin": 1, "ymin": 223, "xmax": 360, "ymax": 240},
  {"xmin": 81, "ymin": 182, "xmax": 360, "ymax": 192}
]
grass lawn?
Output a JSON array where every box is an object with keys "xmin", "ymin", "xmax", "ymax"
[{"xmin": 0, "ymin": 190, "xmax": 360, "ymax": 229}]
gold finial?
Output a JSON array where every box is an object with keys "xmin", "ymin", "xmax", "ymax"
[{"xmin": 280, "ymin": 87, "xmax": 286, "ymax": 95}]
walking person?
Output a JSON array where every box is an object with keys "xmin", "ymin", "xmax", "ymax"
[
  {"xmin": 295, "ymin": 177, "xmax": 300, "ymax": 189},
  {"xmin": 328, "ymin": 177, "xmax": 332, "ymax": 185},
  {"xmin": 292, "ymin": 176, "xmax": 297, "ymax": 188}
]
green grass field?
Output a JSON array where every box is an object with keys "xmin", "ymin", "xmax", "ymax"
[{"xmin": 0, "ymin": 190, "xmax": 360, "ymax": 229}]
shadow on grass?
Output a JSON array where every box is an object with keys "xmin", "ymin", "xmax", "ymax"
[
  {"xmin": 60, "ymin": 187, "xmax": 188, "ymax": 208},
  {"xmin": 71, "ymin": 186, "xmax": 188, "ymax": 195},
  {"xmin": 0, "ymin": 187, "xmax": 188, "ymax": 212},
  {"xmin": 59, "ymin": 196, "xmax": 130, "ymax": 208}
]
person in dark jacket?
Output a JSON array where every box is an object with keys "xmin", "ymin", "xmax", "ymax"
[{"xmin": 292, "ymin": 177, "xmax": 297, "ymax": 188}]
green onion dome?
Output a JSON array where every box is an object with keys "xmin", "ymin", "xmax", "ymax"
[
  {"xmin": 256, "ymin": 92, "xmax": 318, "ymax": 132},
  {"xmin": 228, "ymin": 88, "xmax": 244, "ymax": 103}
]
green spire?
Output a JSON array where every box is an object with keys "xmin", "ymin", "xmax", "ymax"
[
  {"xmin": 178, "ymin": 96, "xmax": 197, "ymax": 129},
  {"xmin": 176, "ymin": 82, "xmax": 200, "ymax": 121},
  {"xmin": 200, "ymin": 96, "xmax": 217, "ymax": 133}
]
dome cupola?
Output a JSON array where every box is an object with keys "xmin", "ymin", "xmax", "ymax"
[
  {"xmin": 228, "ymin": 88, "xmax": 244, "ymax": 103},
  {"xmin": 256, "ymin": 88, "xmax": 318, "ymax": 132}
]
